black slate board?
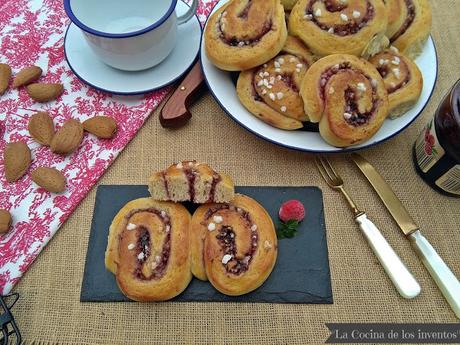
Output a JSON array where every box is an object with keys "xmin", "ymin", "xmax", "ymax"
[{"xmin": 81, "ymin": 185, "xmax": 333, "ymax": 304}]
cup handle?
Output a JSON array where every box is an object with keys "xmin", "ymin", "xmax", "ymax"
[{"xmin": 177, "ymin": 0, "xmax": 198, "ymax": 25}]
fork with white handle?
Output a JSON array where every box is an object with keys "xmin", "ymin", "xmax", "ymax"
[{"xmin": 315, "ymin": 155, "xmax": 421, "ymax": 299}]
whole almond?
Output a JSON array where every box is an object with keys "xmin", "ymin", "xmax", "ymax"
[
  {"xmin": 31, "ymin": 167, "xmax": 66, "ymax": 193},
  {"xmin": 26, "ymin": 83, "xmax": 64, "ymax": 102},
  {"xmin": 28, "ymin": 111, "xmax": 55, "ymax": 146},
  {"xmin": 50, "ymin": 119, "xmax": 83, "ymax": 154},
  {"xmin": 13, "ymin": 66, "xmax": 42, "ymax": 88},
  {"xmin": 4, "ymin": 141, "xmax": 31, "ymax": 182},
  {"xmin": 0, "ymin": 209, "xmax": 12, "ymax": 234},
  {"xmin": 83, "ymin": 116, "xmax": 117, "ymax": 139},
  {"xmin": 0, "ymin": 63, "xmax": 12, "ymax": 95}
]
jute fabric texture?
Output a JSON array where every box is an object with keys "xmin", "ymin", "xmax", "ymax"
[{"xmin": 12, "ymin": 1, "xmax": 460, "ymax": 344}]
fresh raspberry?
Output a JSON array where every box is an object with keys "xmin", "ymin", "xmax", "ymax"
[{"xmin": 279, "ymin": 200, "xmax": 305, "ymax": 222}]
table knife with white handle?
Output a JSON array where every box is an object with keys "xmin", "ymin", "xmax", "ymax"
[{"xmin": 351, "ymin": 153, "xmax": 460, "ymax": 319}]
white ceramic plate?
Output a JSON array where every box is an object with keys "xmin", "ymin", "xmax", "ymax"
[
  {"xmin": 64, "ymin": 1, "xmax": 201, "ymax": 95},
  {"xmin": 201, "ymin": 0, "xmax": 438, "ymax": 153}
]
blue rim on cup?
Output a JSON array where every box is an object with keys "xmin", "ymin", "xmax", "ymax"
[
  {"xmin": 63, "ymin": 0, "xmax": 199, "ymax": 71},
  {"xmin": 63, "ymin": 0, "xmax": 178, "ymax": 39}
]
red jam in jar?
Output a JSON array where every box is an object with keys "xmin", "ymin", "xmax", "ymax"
[{"xmin": 413, "ymin": 79, "xmax": 460, "ymax": 197}]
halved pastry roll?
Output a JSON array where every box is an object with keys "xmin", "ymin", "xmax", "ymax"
[
  {"xmin": 149, "ymin": 161, "xmax": 234, "ymax": 204},
  {"xmin": 300, "ymin": 54, "xmax": 389, "ymax": 147},
  {"xmin": 289, "ymin": 0, "xmax": 389, "ymax": 58},
  {"xmin": 191, "ymin": 194, "xmax": 277, "ymax": 296},
  {"xmin": 385, "ymin": 0, "xmax": 432, "ymax": 59},
  {"xmin": 105, "ymin": 198, "xmax": 192, "ymax": 301},
  {"xmin": 204, "ymin": 0, "xmax": 287, "ymax": 71},
  {"xmin": 236, "ymin": 36, "xmax": 316, "ymax": 130},
  {"xmin": 369, "ymin": 48, "xmax": 423, "ymax": 118}
]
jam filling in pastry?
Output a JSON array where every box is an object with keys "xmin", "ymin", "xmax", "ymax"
[
  {"xmin": 368, "ymin": 48, "xmax": 423, "ymax": 118},
  {"xmin": 236, "ymin": 36, "xmax": 317, "ymax": 130},
  {"xmin": 300, "ymin": 54, "xmax": 389, "ymax": 147},
  {"xmin": 105, "ymin": 198, "xmax": 192, "ymax": 301},
  {"xmin": 288, "ymin": 0, "xmax": 389, "ymax": 58},
  {"xmin": 383, "ymin": 0, "xmax": 432, "ymax": 59},
  {"xmin": 149, "ymin": 161, "xmax": 235, "ymax": 204},
  {"xmin": 204, "ymin": 0, "xmax": 288, "ymax": 71},
  {"xmin": 191, "ymin": 194, "xmax": 277, "ymax": 296}
]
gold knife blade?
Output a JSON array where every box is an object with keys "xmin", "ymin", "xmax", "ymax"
[{"xmin": 350, "ymin": 153, "xmax": 419, "ymax": 236}]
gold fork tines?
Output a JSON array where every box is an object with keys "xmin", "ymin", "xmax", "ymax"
[{"xmin": 315, "ymin": 155, "xmax": 361, "ymax": 216}]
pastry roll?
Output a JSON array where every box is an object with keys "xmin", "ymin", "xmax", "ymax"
[
  {"xmin": 105, "ymin": 198, "xmax": 192, "ymax": 301},
  {"xmin": 204, "ymin": 0, "xmax": 288, "ymax": 71},
  {"xmin": 236, "ymin": 36, "xmax": 316, "ymax": 130},
  {"xmin": 149, "ymin": 161, "xmax": 234, "ymax": 204},
  {"xmin": 369, "ymin": 48, "xmax": 423, "ymax": 118},
  {"xmin": 191, "ymin": 194, "xmax": 277, "ymax": 296},
  {"xmin": 385, "ymin": 0, "xmax": 432, "ymax": 59},
  {"xmin": 289, "ymin": 0, "xmax": 389, "ymax": 58},
  {"xmin": 300, "ymin": 54, "xmax": 389, "ymax": 147}
]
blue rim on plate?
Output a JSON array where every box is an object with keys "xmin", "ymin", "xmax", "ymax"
[
  {"xmin": 63, "ymin": 4, "xmax": 202, "ymax": 96},
  {"xmin": 200, "ymin": 2, "xmax": 438, "ymax": 154},
  {"xmin": 63, "ymin": 0, "xmax": 178, "ymax": 39}
]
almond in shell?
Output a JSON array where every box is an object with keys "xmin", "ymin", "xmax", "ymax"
[
  {"xmin": 83, "ymin": 116, "xmax": 117, "ymax": 139},
  {"xmin": 0, "ymin": 63, "xmax": 12, "ymax": 95},
  {"xmin": 28, "ymin": 111, "xmax": 55, "ymax": 146},
  {"xmin": 4, "ymin": 141, "xmax": 31, "ymax": 182},
  {"xmin": 0, "ymin": 209, "xmax": 12, "ymax": 234},
  {"xmin": 13, "ymin": 66, "xmax": 42, "ymax": 88},
  {"xmin": 26, "ymin": 83, "xmax": 64, "ymax": 102},
  {"xmin": 50, "ymin": 119, "xmax": 83, "ymax": 154},
  {"xmin": 31, "ymin": 167, "xmax": 66, "ymax": 193}
]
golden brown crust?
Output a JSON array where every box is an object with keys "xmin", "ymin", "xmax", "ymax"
[
  {"xmin": 300, "ymin": 54, "xmax": 389, "ymax": 147},
  {"xmin": 368, "ymin": 48, "xmax": 423, "ymax": 118},
  {"xmin": 236, "ymin": 36, "xmax": 316, "ymax": 130},
  {"xmin": 191, "ymin": 194, "xmax": 277, "ymax": 296},
  {"xmin": 204, "ymin": 0, "xmax": 288, "ymax": 71},
  {"xmin": 105, "ymin": 198, "xmax": 192, "ymax": 301},
  {"xmin": 388, "ymin": 0, "xmax": 432, "ymax": 59},
  {"xmin": 384, "ymin": 0, "xmax": 405, "ymax": 39},
  {"xmin": 289, "ymin": 0, "xmax": 389, "ymax": 57},
  {"xmin": 281, "ymin": 0, "xmax": 298, "ymax": 11}
]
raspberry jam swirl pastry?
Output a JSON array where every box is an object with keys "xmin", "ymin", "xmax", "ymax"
[
  {"xmin": 300, "ymin": 54, "xmax": 389, "ymax": 147},
  {"xmin": 384, "ymin": 0, "xmax": 432, "ymax": 59},
  {"xmin": 105, "ymin": 198, "xmax": 192, "ymax": 301},
  {"xmin": 204, "ymin": 0, "xmax": 288, "ymax": 71},
  {"xmin": 191, "ymin": 194, "xmax": 277, "ymax": 296},
  {"xmin": 149, "ymin": 161, "xmax": 234, "ymax": 203},
  {"xmin": 289, "ymin": 0, "xmax": 389, "ymax": 58},
  {"xmin": 236, "ymin": 36, "xmax": 316, "ymax": 130},
  {"xmin": 369, "ymin": 48, "xmax": 423, "ymax": 118}
]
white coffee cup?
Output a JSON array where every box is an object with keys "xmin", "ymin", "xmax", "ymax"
[{"xmin": 64, "ymin": 0, "xmax": 198, "ymax": 71}]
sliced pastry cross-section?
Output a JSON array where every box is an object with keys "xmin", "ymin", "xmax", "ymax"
[
  {"xmin": 300, "ymin": 54, "xmax": 389, "ymax": 147},
  {"xmin": 105, "ymin": 198, "xmax": 192, "ymax": 301},
  {"xmin": 204, "ymin": 0, "xmax": 288, "ymax": 71},
  {"xmin": 191, "ymin": 194, "xmax": 278, "ymax": 296},
  {"xmin": 369, "ymin": 48, "xmax": 423, "ymax": 118}
]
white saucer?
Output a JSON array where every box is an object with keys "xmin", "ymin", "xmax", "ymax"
[{"xmin": 64, "ymin": 1, "xmax": 201, "ymax": 95}]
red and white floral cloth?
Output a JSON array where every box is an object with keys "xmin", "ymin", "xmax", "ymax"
[{"xmin": 0, "ymin": 0, "xmax": 217, "ymax": 294}]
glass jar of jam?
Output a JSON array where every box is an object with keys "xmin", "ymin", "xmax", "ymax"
[{"xmin": 413, "ymin": 79, "xmax": 460, "ymax": 197}]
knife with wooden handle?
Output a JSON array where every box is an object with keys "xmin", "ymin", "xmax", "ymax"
[
  {"xmin": 160, "ymin": 60, "xmax": 204, "ymax": 128},
  {"xmin": 351, "ymin": 153, "xmax": 460, "ymax": 319}
]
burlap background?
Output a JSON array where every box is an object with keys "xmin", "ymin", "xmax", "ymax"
[{"xmin": 11, "ymin": 1, "xmax": 460, "ymax": 344}]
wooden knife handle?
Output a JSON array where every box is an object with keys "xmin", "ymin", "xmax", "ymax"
[{"xmin": 160, "ymin": 60, "xmax": 204, "ymax": 128}]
